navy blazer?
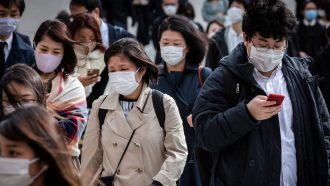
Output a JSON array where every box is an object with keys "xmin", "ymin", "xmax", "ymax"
[{"xmin": 5, "ymin": 32, "xmax": 35, "ymax": 69}]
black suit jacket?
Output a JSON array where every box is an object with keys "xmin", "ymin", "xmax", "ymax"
[{"xmin": 1, "ymin": 32, "xmax": 35, "ymax": 79}]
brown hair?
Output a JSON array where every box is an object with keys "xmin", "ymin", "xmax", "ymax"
[
  {"xmin": 104, "ymin": 38, "xmax": 159, "ymax": 85},
  {"xmin": 33, "ymin": 20, "xmax": 77, "ymax": 78},
  {"xmin": 0, "ymin": 106, "xmax": 81, "ymax": 186},
  {"xmin": 69, "ymin": 13, "xmax": 106, "ymax": 52},
  {"xmin": 0, "ymin": 64, "xmax": 46, "ymax": 117}
]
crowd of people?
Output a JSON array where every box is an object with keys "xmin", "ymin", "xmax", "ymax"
[{"xmin": 0, "ymin": 0, "xmax": 330, "ymax": 186}]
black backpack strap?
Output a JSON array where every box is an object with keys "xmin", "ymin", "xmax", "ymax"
[
  {"xmin": 98, "ymin": 96, "xmax": 108, "ymax": 129},
  {"xmin": 152, "ymin": 89, "xmax": 165, "ymax": 129}
]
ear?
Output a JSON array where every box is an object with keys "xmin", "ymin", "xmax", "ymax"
[
  {"xmin": 243, "ymin": 32, "xmax": 249, "ymax": 47},
  {"xmin": 93, "ymin": 7, "xmax": 100, "ymax": 18}
]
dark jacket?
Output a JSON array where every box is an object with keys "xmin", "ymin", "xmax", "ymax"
[
  {"xmin": 153, "ymin": 63, "xmax": 211, "ymax": 186},
  {"xmin": 205, "ymin": 27, "xmax": 229, "ymax": 70},
  {"xmin": 294, "ymin": 21, "xmax": 327, "ymax": 59},
  {"xmin": 193, "ymin": 43, "xmax": 330, "ymax": 186},
  {"xmin": 311, "ymin": 44, "xmax": 330, "ymax": 112},
  {"xmin": 0, "ymin": 32, "xmax": 35, "ymax": 79},
  {"xmin": 86, "ymin": 24, "xmax": 134, "ymax": 108},
  {"xmin": 154, "ymin": 63, "xmax": 211, "ymax": 155}
]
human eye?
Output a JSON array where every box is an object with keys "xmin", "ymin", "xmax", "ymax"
[{"xmin": 8, "ymin": 149, "xmax": 20, "ymax": 158}]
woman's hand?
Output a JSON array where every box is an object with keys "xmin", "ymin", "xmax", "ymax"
[
  {"xmin": 187, "ymin": 114, "xmax": 193, "ymax": 127},
  {"xmin": 78, "ymin": 74, "xmax": 100, "ymax": 86}
]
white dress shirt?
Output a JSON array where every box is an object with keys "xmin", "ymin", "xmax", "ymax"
[
  {"xmin": 226, "ymin": 26, "xmax": 243, "ymax": 53},
  {"xmin": 0, "ymin": 33, "xmax": 13, "ymax": 62},
  {"xmin": 100, "ymin": 20, "xmax": 109, "ymax": 48},
  {"xmin": 253, "ymin": 64, "xmax": 297, "ymax": 186}
]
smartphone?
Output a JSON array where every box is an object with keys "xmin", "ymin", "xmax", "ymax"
[
  {"xmin": 267, "ymin": 93, "xmax": 285, "ymax": 106},
  {"xmin": 87, "ymin": 69, "xmax": 99, "ymax": 76}
]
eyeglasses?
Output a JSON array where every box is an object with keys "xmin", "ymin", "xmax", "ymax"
[
  {"xmin": 3, "ymin": 98, "xmax": 38, "ymax": 106},
  {"xmin": 250, "ymin": 39, "xmax": 288, "ymax": 52}
]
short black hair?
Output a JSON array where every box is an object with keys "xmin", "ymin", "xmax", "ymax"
[
  {"xmin": 69, "ymin": 0, "xmax": 101, "ymax": 12},
  {"xmin": 229, "ymin": 0, "xmax": 249, "ymax": 10},
  {"xmin": 0, "ymin": 0, "xmax": 25, "ymax": 15},
  {"xmin": 242, "ymin": 0, "xmax": 297, "ymax": 41},
  {"xmin": 158, "ymin": 15, "xmax": 207, "ymax": 65}
]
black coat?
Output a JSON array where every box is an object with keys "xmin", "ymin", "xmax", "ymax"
[
  {"xmin": 0, "ymin": 32, "xmax": 35, "ymax": 79},
  {"xmin": 205, "ymin": 27, "xmax": 229, "ymax": 70},
  {"xmin": 193, "ymin": 43, "xmax": 330, "ymax": 186},
  {"xmin": 311, "ymin": 44, "xmax": 330, "ymax": 112},
  {"xmin": 153, "ymin": 63, "xmax": 211, "ymax": 156},
  {"xmin": 86, "ymin": 24, "xmax": 134, "ymax": 108}
]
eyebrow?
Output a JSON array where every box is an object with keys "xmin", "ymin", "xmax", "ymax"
[{"xmin": 40, "ymin": 44, "xmax": 62, "ymax": 51}]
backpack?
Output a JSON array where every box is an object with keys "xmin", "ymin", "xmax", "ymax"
[
  {"xmin": 195, "ymin": 66, "xmax": 241, "ymax": 186},
  {"xmin": 98, "ymin": 89, "xmax": 165, "ymax": 130}
]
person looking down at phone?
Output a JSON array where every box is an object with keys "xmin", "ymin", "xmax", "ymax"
[
  {"xmin": 192, "ymin": 0, "xmax": 330, "ymax": 185},
  {"xmin": 69, "ymin": 13, "xmax": 106, "ymax": 96}
]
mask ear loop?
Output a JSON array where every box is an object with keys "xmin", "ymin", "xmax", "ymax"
[
  {"xmin": 135, "ymin": 67, "xmax": 144, "ymax": 83},
  {"xmin": 29, "ymin": 158, "xmax": 48, "ymax": 180}
]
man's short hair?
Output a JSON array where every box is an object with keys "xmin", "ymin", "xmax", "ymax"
[
  {"xmin": 242, "ymin": 0, "xmax": 297, "ymax": 40},
  {"xmin": 0, "ymin": 0, "xmax": 25, "ymax": 16},
  {"xmin": 69, "ymin": 0, "xmax": 101, "ymax": 12}
]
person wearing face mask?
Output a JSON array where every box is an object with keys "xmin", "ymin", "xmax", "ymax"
[
  {"xmin": 0, "ymin": 106, "xmax": 81, "ymax": 186},
  {"xmin": 81, "ymin": 38, "xmax": 187, "ymax": 186},
  {"xmin": 193, "ymin": 0, "xmax": 330, "ymax": 185},
  {"xmin": 69, "ymin": 13, "xmax": 106, "ymax": 97},
  {"xmin": 33, "ymin": 20, "xmax": 88, "ymax": 168},
  {"xmin": 293, "ymin": 1, "xmax": 327, "ymax": 59},
  {"xmin": 153, "ymin": 15, "xmax": 212, "ymax": 186},
  {"xmin": 205, "ymin": 0, "xmax": 248, "ymax": 70},
  {"xmin": 201, "ymin": 0, "xmax": 229, "ymax": 24},
  {"xmin": 206, "ymin": 19, "xmax": 224, "ymax": 39},
  {"xmin": 151, "ymin": 0, "xmax": 180, "ymax": 65},
  {"xmin": 0, "ymin": 64, "xmax": 46, "ymax": 118},
  {"xmin": 0, "ymin": 0, "xmax": 35, "ymax": 80}
]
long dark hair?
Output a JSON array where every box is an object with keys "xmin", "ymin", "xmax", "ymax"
[
  {"xmin": 158, "ymin": 15, "xmax": 207, "ymax": 65},
  {"xmin": 33, "ymin": 20, "xmax": 77, "ymax": 78},
  {"xmin": 0, "ymin": 64, "xmax": 46, "ymax": 117},
  {"xmin": 0, "ymin": 106, "xmax": 81, "ymax": 186},
  {"xmin": 104, "ymin": 38, "xmax": 159, "ymax": 85},
  {"xmin": 69, "ymin": 13, "xmax": 106, "ymax": 52}
]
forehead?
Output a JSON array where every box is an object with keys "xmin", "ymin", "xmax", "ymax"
[
  {"xmin": 5, "ymin": 81, "xmax": 34, "ymax": 97},
  {"xmin": 253, "ymin": 32, "xmax": 285, "ymax": 43},
  {"xmin": 108, "ymin": 55, "xmax": 135, "ymax": 67},
  {"xmin": 230, "ymin": 1, "xmax": 245, "ymax": 9},
  {"xmin": 70, "ymin": 4, "xmax": 88, "ymax": 15},
  {"xmin": 160, "ymin": 30, "xmax": 185, "ymax": 41},
  {"xmin": 38, "ymin": 35, "xmax": 63, "ymax": 49},
  {"xmin": 304, "ymin": 2, "xmax": 317, "ymax": 9},
  {"xmin": 0, "ymin": 4, "xmax": 19, "ymax": 12},
  {"xmin": 75, "ymin": 27, "xmax": 95, "ymax": 37},
  {"xmin": 163, "ymin": 0, "xmax": 178, "ymax": 5}
]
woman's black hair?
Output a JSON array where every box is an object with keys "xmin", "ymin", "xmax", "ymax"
[
  {"xmin": 104, "ymin": 38, "xmax": 158, "ymax": 85},
  {"xmin": 242, "ymin": 0, "xmax": 297, "ymax": 41},
  {"xmin": 0, "ymin": 64, "xmax": 46, "ymax": 117},
  {"xmin": 157, "ymin": 15, "xmax": 207, "ymax": 65}
]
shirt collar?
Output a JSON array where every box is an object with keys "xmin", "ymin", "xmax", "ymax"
[
  {"xmin": 1, "ymin": 32, "xmax": 13, "ymax": 49},
  {"xmin": 228, "ymin": 26, "xmax": 242, "ymax": 37},
  {"xmin": 100, "ymin": 19, "xmax": 108, "ymax": 33},
  {"xmin": 303, "ymin": 19, "xmax": 317, "ymax": 26}
]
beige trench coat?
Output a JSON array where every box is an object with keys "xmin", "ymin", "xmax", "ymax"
[{"xmin": 81, "ymin": 85, "xmax": 188, "ymax": 186}]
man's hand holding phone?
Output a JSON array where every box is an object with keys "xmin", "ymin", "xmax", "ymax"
[{"xmin": 247, "ymin": 94, "xmax": 284, "ymax": 121}]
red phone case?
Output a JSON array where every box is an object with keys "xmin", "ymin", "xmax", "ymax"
[{"xmin": 267, "ymin": 93, "xmax": 285, "ymax": 105}]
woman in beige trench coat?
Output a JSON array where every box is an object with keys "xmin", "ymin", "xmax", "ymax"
[{"xmin": 81, "ymin": 38, "xmax": 188, "ymax": 186}]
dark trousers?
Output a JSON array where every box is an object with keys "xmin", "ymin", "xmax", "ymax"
[{"xmin": 179, "ymin": 150, "xmax": 202, "ymax": 186}]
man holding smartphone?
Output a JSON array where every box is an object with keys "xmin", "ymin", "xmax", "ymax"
[{"xmin": 193, "ymin": 0, "xmax": 330, "ymax": 186}]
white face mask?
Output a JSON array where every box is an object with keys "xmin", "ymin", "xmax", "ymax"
[
  {"xmin": 163, "ymin": 5, "xmax": 177, "ymax": 16},
  {"xmin": 227, "ymin": 7, "xmax": 244, "ymax": 24},
  {"xmin": 35, "ymin": 52, "xmax": 62, "ymax": 73},
  {"xmin": 248, "ymin": 44, "xmax": 284, "ymax": 72},
  {"xmin": 0, "ymin": 157, "xmax": 48, "ymax": 186},
  {"xmin": 160, "ymin": 46, "xmax": 185, "ymax": 66},
  {"xmin": 108, "ymin": 68, "xmax": 142, "ymax": 96}
]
